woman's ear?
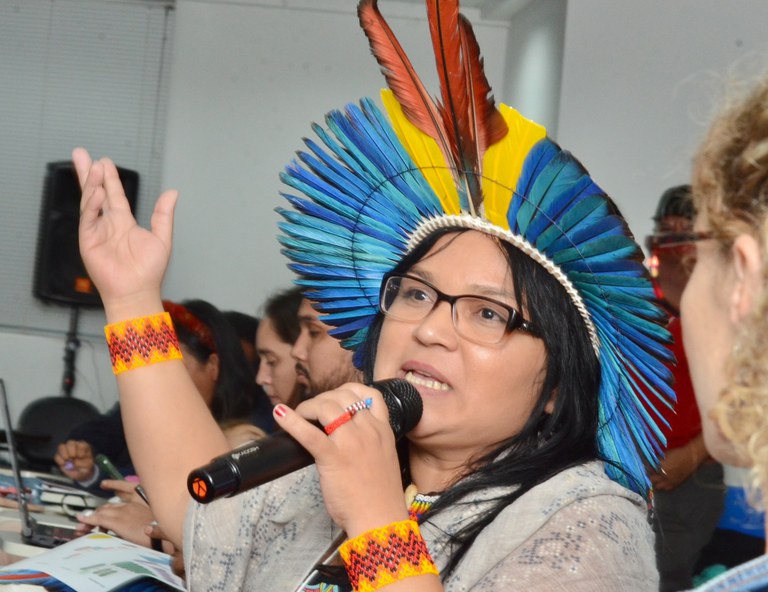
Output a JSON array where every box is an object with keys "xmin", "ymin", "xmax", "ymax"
[
  {"xmin": 544, "ymin": 391, "xmax": 556, "ymax": 415},
  {"xmin": 206, "ymin": 352, "xmax": 221, "ymax": 383},
  {"xmin": 729, "ymin": 234, "xmax": 763, "ymax": 323}
]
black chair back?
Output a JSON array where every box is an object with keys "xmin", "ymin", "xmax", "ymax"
[{"xmin": 16, "ymin": 396, "xmax": 101, "ymax": 472}]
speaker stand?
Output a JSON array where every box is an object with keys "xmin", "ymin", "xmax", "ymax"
[{"xmin": 61, "ymin": 307, "xmax": 80, "ymax": 398}]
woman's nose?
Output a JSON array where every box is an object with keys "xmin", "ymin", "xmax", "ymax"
[{"xmin": 412, "ymin": 301, "xmax": 458, "ymax": 349}]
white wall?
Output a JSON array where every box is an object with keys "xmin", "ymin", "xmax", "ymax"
[
  {"xmin": 557, "ymin": 0, "xmax": 768, "ymax": 245},
  {"xmin": 160, "ymin": 0, "xmax": 511, "ymax": 314},
  {"xmin": 504, "ymin": 0, "xmax": 566, "ymax": 133}
]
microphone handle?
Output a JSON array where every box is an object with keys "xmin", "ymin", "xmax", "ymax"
[
  {"xmin": 188, "ymin": 433, "xmax": 313, "ymax": 503},
  {"xmin": 187, "ymin": 379, "xmax": 421, "ymax": 503}
]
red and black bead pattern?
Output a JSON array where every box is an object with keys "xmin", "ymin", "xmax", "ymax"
[
  {"xmin": 105, "ymin": 312, "xmax": 183, "ymax": 375},
  {"xmin": 339, "ymin": 519, "xmax": 438, "ymax": 592}
]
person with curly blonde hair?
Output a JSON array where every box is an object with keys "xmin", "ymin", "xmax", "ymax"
[{"xmin": 681, "ymin": 75, "xmax": 768, "ymax": 590}]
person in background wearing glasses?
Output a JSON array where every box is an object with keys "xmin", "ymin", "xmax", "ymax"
[
  {"xmin": 678, "ymin": 75, "xmax": 768, "ymax": 592},
  {"xmin": 645, "ymin": 186, "xmax": 725, "ymax": 592},
  {"xmin": 69, "ymin": 2, "xmax": 674, "ymax": 589}
]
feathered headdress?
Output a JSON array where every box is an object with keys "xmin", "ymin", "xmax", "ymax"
[{"xmin": 276, "ymin": 0, "xmax": 673, "ymax": 496}]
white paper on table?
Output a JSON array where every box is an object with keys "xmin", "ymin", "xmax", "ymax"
[{"xmin": 0, "ymin": 532, "xmax": 185, "ymax": 591}]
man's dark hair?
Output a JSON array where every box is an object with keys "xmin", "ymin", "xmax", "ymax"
[{"xmin": 653, "ymin": 185, "xmax": 694, "ymax": 222}]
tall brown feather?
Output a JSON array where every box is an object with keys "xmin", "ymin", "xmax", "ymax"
[
  {"xmin": 426, "ymin": 2, "xmax": 508, "ymax": 214},
  {"xmin": 426, "ymin": 0, "xmax": 478, "ymax": 209},
  {"xmin": 426, "ymin": 0, "xmax": 463, "ymax": 160},
  {"xmin": 358, "ymin": 0, "xmax": 453, "ymax": 165},
  {"xmin": 458, "ymin": 15, "xmax": 508, "ymax": 208}
]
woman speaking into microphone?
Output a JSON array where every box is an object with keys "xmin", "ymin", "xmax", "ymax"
[{"xmin": 73, "ymin": 1, "xmax": 672, "ymax": 589}]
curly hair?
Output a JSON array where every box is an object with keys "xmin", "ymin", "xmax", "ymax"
[{"xmin": 692, "ymin": 76, "xmax": 768, "ymax": 499}]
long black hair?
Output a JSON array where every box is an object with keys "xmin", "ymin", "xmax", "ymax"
[
  {"xmin": 172, "ymin": 299, "xmax": 262, "ymax": 425},
  {"xmin": 358, "ymin": 229, "xmax": 602, "ymax": 578}
]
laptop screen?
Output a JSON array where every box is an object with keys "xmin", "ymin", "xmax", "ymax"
[{"xmin": 0, "ymin": 379, "xmax": 79, "ymax": 548}]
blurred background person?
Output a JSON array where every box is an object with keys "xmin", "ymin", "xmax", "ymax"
[
  {"xmin": 645, "ymin": 185, "xmax": 725, "ymax": 591},
  {"xmin": 680, "ymin": 76, "xmax": 768, "ymax": 591},
  {"xmin": 222, "ymin": 308, "xmax": 275, "ymax": 433},
  {"xmin": 291, "ymin": 296, "xmax": 361, "ymax": 396},
  {"xmin": 256, "ymin": 286, "xmax": 306, "ymax": 408},
  {"xmin": 223, "ymin": 309, "xmax": 260, "ymax": 373}
]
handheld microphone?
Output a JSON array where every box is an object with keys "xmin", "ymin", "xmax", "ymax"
[{"xmin": 187, "ymin": 379, "xmax": 422, "ymax": 503}]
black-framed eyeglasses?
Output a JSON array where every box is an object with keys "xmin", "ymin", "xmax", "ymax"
[{"xmin": 379, "ymin": 273, "xmax": 537, "ymax": 345}]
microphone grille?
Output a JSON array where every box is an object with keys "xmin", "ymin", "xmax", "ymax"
[{"xmin": 372, "ymin": 379, "xmax": 423, "ymax": 439}]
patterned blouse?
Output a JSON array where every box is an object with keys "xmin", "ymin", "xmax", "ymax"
[{"xmin": 184, "ymin": 461, "xmax": 658, "ymax": 591}]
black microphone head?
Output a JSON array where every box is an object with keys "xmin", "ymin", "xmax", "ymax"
[{"xmin": 370, "ymin": 379, "xmax": 422, "ymax": 439}]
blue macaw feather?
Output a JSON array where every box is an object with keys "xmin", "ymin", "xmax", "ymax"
[
  {"xmin": 511, "ymin": 139, "xmax": 560, "ymax": 223},
  {"xmin": 562, "ymin": 256, "xmax": 644, "ymax": 274},
  {"xmin": 296, "ymin": 147, "xmax": 373, "ymax": 203},
  {"xmin": 552, "ymin": 237, "xmax": 637, "ymax": 266},
  {"xmin": 314, "ymin": 298, "xmax": 378, "ymax": 311},
  {"xmin": 280, "ymin": 238, "xmax": 399, "ymax": 265},
  {"xmin": 543, "ymin": 195, "xmax": 610, "ymax": 245},
  {"xmin": 282, "ymin": 165, "xmax": 410, "ymax": 245},
  {"xmin": 295, "ymin": 277, "xmax": 388, "ymax": 290},
  {"xmin": 516, "ymin": 154, "xmax": 582, "ymax": 233},
  {"xmin": 287, "ymin": 262, "xmax": 384, "ymax": 280},
  {"xmin": 281, "ymin": 191, "xmax": 360, "ymax": 232},
  {"xmin": 569, "ymin": 270, "xmax": 655, "ymax": 288}
]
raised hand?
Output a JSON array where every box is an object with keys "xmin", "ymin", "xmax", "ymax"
[{"xmin": 73, "ymin": 147, "xmax": 178, "ymax": 316}]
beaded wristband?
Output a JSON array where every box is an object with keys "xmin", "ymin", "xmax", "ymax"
[
  {"xmin": 105, "ymin": 312, "xmax": 183, "ymax": 375},
  {"xmin": 339, "ymin": 519, "xmax": 438, "ymax": 592}
]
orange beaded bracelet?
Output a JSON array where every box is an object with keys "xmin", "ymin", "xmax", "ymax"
[
  {"xmin": 339, "ymin": 519, "xmax": 438, "ymax": 592},
  {"xmin": 105, "ymin": 312, "xmax": 183, "ymax": 375}
]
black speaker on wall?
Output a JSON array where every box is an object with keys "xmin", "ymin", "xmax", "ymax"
[{"xmin": 33, "ymin": 161, "xmax": 139, "ymax": 308}]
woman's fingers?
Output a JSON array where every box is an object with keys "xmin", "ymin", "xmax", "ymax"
[
  {"xmin": 150, "ymin": 189, "xmax": 179, "ymax": 247},
  {"xmin": 100, "ymin": 158, "xmax": 133, "ymax": 214},
  {"xmin": 272, "ymin": 404, "xmax": 329, "ymax": 458},
  {"xmin": 79, "ymin": 160, "xmax": 106, "ymax": 226},
  {"xmin": 72, "ymin": 147, "xmax": 92, "ymax": 190}
]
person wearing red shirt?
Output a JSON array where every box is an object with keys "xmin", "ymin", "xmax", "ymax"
[{"xmin": 646, "ymin": 185, "xmax": 725, "ymax": 591}]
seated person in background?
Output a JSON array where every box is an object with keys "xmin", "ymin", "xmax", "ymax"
[
  {"xmin": 223, "ymin": 308, "xmax": 276, "ymax": 433},
  {"xmin": 256, "ymin": 286, "xmax": 308, "ymax": 408},
  {"xmin": 54, "ymin": 298, "xmax": 268, "ymax": 495},
  {"xmin": 645, "ymin": 185, "xmax": 725, "ymax": 591},
  {"xmin": 223, "ymin": 309, "xmax": 261, "ymax": 373}
]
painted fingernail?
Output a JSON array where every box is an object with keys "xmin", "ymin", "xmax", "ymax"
[{"xmin": 274, "ymin": 405, "xmax": 288, "ymax": 418}]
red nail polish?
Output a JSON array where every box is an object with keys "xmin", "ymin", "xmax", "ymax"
[{"xmin": 274, "ymin": 405, "xmax": 288, "ymax": 418}]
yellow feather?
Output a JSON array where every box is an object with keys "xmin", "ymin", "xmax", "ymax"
[
  {"xmin": 381, "ymin": 90, "xmax": 460, "ymax": 214},
  {"xmin": 482, "ymin": 104, "xmax": 546, "ymax": 228}
]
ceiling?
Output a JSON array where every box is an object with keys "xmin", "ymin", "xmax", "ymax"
[{"xmin": 396, "ymin": 0, "xmax": 535, "ymax": 21}]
